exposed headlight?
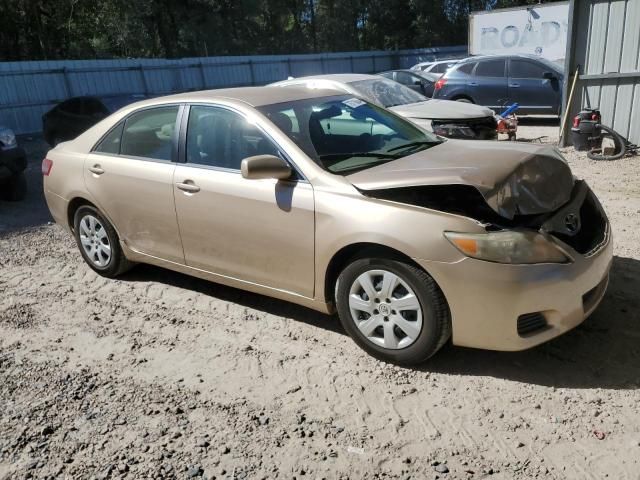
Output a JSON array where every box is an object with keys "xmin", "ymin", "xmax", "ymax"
[
  {"xmin": 432, "ymin": 123, "xmax": 476, "ymax": 138},
  {"xmin": 0, "ymin": 127, "xmax": 17, "ymax": 148},
  {"xmin": 444, "ymin": 230, "xmax": 571, "ymax": 264}
]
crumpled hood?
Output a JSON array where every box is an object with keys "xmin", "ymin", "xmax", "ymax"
[
  {"xmin": 389, "ymin": 100, "xmax": 495, "ymax": 120},
  {"xmin": 347, "ymin": 140, "xmax": 574, "ymax": 219}
]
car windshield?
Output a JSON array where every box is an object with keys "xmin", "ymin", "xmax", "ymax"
[
  {"xmin": 257, "ymin": 95, "xmax": 442, "ymax": 174},
  {"xmin": 347, "ymin": 78, "xmax": 428, "ymax": 108}
]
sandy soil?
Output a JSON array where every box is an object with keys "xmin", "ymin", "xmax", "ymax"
[{"xmin": 1, "ymin": 128, "xmax": 640, "ymax": 480}]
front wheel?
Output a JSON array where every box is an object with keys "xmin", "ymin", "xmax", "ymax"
[
  {"xmin": 73, "ymin": 205, "xmax": 132, "ymax": 277},
  {"xmin": 335, "ymin": 258, "xmax": 451, "ymax": 365}
]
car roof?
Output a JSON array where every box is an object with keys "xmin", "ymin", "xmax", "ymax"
[
  {"xmin": 459, "ymin": 54, "xmax": 551, "ymax": 62},
  {"xmin": 118, "ymin": 85, "xmax": 347, "ymax": 109}
]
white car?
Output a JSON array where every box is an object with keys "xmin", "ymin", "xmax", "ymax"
[
  {"xmin": 410, "ymin": 59, "xmax": 460, "ymax": 74},
  {"xmin": 270, "ymin": 74, "xmax": 497, "ymax": 140}
]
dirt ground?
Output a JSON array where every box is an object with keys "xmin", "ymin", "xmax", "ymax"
[{"xmin": 1, "ymin": 124, "xmax": 640, "ymax": 480}]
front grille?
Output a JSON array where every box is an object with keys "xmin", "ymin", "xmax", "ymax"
[
  {"xmin": 431, "ymin": 116, "xmax": 497, "ymax": 140},
  {"xmin": 553, "ymin": 190, "xmax": 608, "ymax": 256},
  {"xmin": 517, "ymin": 312, "xmax": 549, "ymax": 337}
]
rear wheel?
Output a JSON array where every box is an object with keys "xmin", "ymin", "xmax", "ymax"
[
  {"xmin": 454, "ymin": 97, "xmax": 473, "ymax": 103},
  {"xmin": 335, "ymin": 258, "xmax": 451, "ymax": 365},
  {"xmin": 73, "ymin": 205, "xmax": 132, "ymax": 277},
  {"xmin": 0, "ymin": 172, "xmax": 27, "ymax": 201}
]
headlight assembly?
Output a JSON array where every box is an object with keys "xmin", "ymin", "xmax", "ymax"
[{"xmin": 444, "ymin": 230, "xmax": 571, "ymax": 264}]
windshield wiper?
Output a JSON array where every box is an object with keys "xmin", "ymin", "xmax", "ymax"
[
  {"xmin": 387, "ymin": 140, "xmax": 441, "ymax": 153},
  {"xmin": 318, "ymin": 152, "xmax": 399, "ymax": 161}
]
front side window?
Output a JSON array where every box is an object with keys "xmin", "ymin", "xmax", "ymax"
[
  {"xmin": 258, "ymin": 95, "xmax": 442, "ymax": 175},
  {"xmin": 348, "ymin": 78, "xmax": 427, "ymax": 108},
  {"xmin": 120, "ymin": 106, "xmax": 178, "ymax": 161},
  {"xmin": 186, "ymin": 105, "xmax": 281, "ymax": 170},
  {"xmin": 475, "ymin": 59, "xmax": 506, "ymax": 77},
  {"xmin": 510, "ymin": 60, "xmax": 547, "ymax": 79}
]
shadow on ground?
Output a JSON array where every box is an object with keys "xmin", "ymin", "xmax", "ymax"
[{"xmin": 124, "ymin": 255, "xmax": 640, "ymax": 390}]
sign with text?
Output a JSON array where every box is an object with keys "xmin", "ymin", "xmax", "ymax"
[{"xmin": 469, "ymin": 2, "xmax": 569, "ymax": 63}]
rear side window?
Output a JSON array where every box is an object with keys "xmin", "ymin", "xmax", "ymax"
[
  {"xmin": 94, "ymin": 122, "xmax": 124, "ymax": 154},
  {"xmin": 120, "ymin": 106, "xmax": 178, "ymax": 161},
  {"xmin": 510, "ymin": 60, "xmax": 547, "ymax": 79},
  {"xmin": 395, "ymin": 72, "xmax": 416, "ymax": 85},
  {"xmin": 457, "ymin": 62, "xmax": 476, "ymax": 75},
  {"xmin": 475, "ymin": 59, "xmax": 506, "ymax": 77}
]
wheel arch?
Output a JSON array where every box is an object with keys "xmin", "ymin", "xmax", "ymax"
[
  {"xmin": 323, "ymin": 242, "xmax": 431, "ymax": 305},
  {"xmin": 451, "ymin": 94, "xmax": 475, "ymax": 103},
  {"xmin": 67, "ymin": 196, "xmax": 98, "ymax": 232}
]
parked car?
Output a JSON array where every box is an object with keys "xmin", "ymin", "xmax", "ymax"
[
  {"xmin": 432, "ymin": 54, "xmax": 564, "ymax": 115},
  {"xmin": 43, "ymin": 94, "xmax": 148, "ymax": 146},
  {"xmin": 270, "ymin": 74, "xmax": 497, "ymax": 140},
  {"xmin": 43, "ymin": 87, "xmax": 612, "ymax": 365},
  {"xmin": 410, "ymin": 59, "xmax": 460, "ymax": 74},
  {"xmin": 378, "ymin": 70, "xmax": 441, "ymax": 97},
  {"xmin": 0, "ymin": 126, "xmax": 27, "ymax": 201}
]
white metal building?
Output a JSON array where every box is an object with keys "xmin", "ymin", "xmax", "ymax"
[{"xmin": 562, "ymin": 0, "xmax": 640, "ymax": 146}]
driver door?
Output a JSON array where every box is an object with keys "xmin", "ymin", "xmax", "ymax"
[{"xmin": 172, "ymin": 104, "xmax": 315, "ymax": 297}]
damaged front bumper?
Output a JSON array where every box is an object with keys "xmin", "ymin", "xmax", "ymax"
[{"xmin": 414, "ymin": 182, "xmax": 613, "ymax": 351}]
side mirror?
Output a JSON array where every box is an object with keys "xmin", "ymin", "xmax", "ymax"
[
  {"xmin": 543, "ymin": 71, "xmax": 556, "ymax": 80},
  {"xmin": 414, "ymin": 79, "xmax": 423, "ymax": 85},
  {"xmin": 241, "ymin": 154, "xmax": 292, "ymax": 180}
]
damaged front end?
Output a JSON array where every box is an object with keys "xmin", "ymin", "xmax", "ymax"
[{"xmin": 362, "ymin": 180, "xmax": 609, "ymax": 258}]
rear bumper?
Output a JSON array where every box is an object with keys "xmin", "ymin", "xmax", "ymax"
[{"xmin": 0, "ymin": 146, "xmax": 27, "ymax": 180}]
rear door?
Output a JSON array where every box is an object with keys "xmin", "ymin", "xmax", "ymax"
[
  {"xmin": 84, "ymin": 105, "xmax": 185, "ymax": 264},
  {"xmin": 467, "ymin": 59, "xmax": 508, "ymax": 109},
  {"xmin": 508, "ymin": 58, "xmax": 562, "ymax": 114}
]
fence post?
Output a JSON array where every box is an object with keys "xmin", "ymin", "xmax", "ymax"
[
  {"xmin": 286, "ymin": 58, "xmax": 292, "ymax": 78},
  {"xmin": 371, "ymin": 55, "xmax": 376, "ymax": 73},
  {"xmin": 199, "ymin": 61, "xmax": 207, "ymax": 89},
  {"xmin": 349, "ymin": 55, "xmax": 355, "ymax": 72},
  {"xmin": 62, "ymin": 67, "xmax": 73, "ymax": 97},
  {"xmin": 139, "ymin": 64, "xmax": 149, "ymax": 94},
  {"xmin": 248, "ymin": 60, "xmax": 255, "ymax": 86},
  {"xmin": 320, "ymin": 56, "xmax": 326, "ymax": 74}
]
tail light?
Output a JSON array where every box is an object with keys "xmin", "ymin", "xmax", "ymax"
[
  {"xmin": 434, "ymin": 78, "xmax": 447, "ymax": 91},
  {"xmin": 572, "ymin": 115, "xmax": 580, "ymax": 128},
  {"xmin": 42, "ymin": 158, "xmax": 53, "ymax": 176}
]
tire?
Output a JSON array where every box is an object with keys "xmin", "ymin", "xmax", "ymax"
[
  {"xmin": 73, "ymin": 205, "xmax": 132, "ymax": 277},
  {"xmin": 0, "ymin": 172, "xmax": 27, "ymax": 201},
  {"xmin": 454, "ymin": 97, "xmax": 473, "ymax": 103},
  {"xmin": 335, "ymin": 258, "xmax": 451, "ymax": 365}
]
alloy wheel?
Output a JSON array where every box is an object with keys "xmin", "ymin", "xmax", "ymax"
[{"xmin": 79, "ymin": 214, "xmax": 111, "ymax": 267}]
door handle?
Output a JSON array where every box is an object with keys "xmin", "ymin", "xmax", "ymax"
[
  {"xmin": 176, "ymin": 181, "xmax": 200, "ymax": 193},
  {"xmin": 88, "ymin": 165, "xmax": 104, "ymax": 175},
  {"xmin": 509, "ymin": 83, "xmax": 520, "ymax": 88},
  {"xmin": 467, "ymin": 82, "xmax": 478, "ymax": 86}
]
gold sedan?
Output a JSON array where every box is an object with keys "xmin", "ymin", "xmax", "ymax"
[{"xmin": 43, "ymin": 87, "xmax": 612, "ymax": 364}]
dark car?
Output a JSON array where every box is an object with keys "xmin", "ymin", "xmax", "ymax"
[
  {"xmin": 0, "ymin": 126, "xmax": 27, "ymax": 201},
  {"xmin": 42, "ymin": 94, "xmax": 147, "ymax": 146},
  {"xmin": 378, "ymin": 70, "xmax": 441, "ymax": 97},
  {"xmin": 432, "ymin": 55, "xmax": 564, "ymax": 115}
]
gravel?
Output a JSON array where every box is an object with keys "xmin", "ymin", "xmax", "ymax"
[{"xmin": 1, "ymin": 131, "xmax": 639, "ymax": 479}]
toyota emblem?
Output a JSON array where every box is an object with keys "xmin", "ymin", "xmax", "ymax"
[{"xmin": 564, "ymin": 213, "xmax": 580, "ymax": 233}]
